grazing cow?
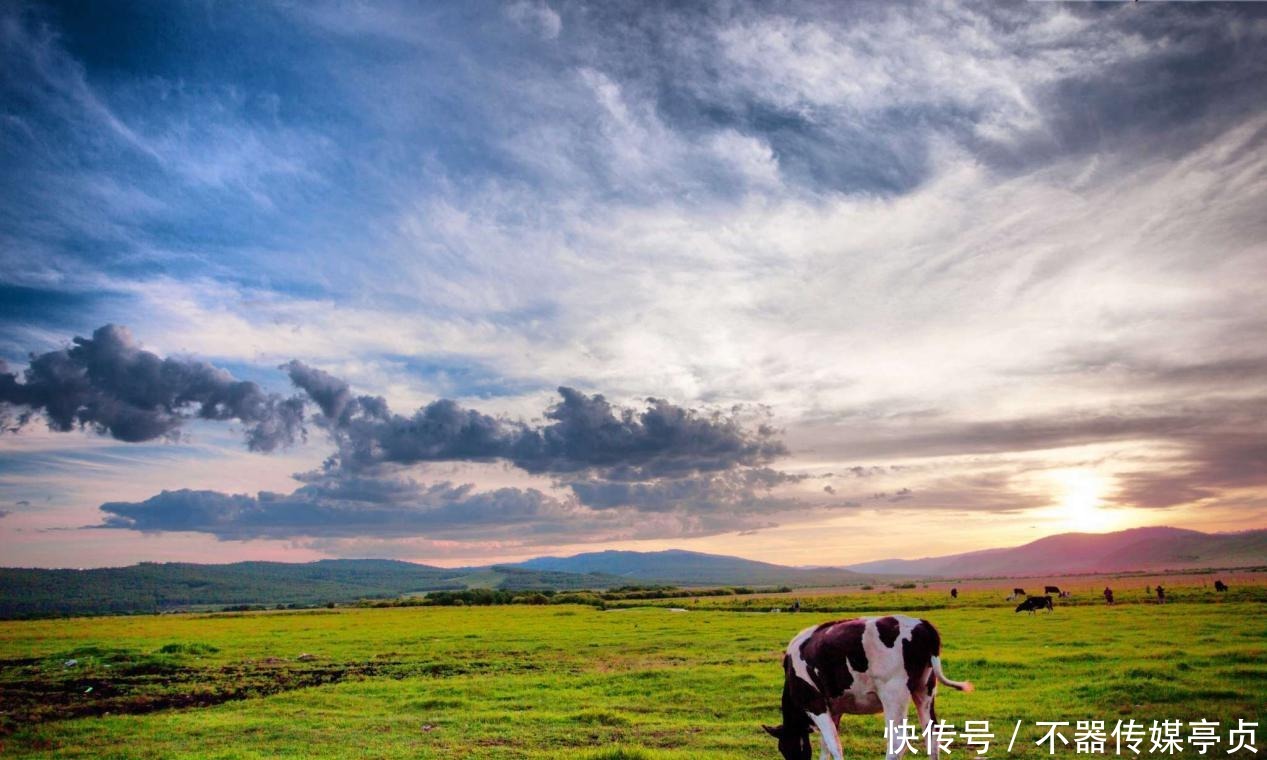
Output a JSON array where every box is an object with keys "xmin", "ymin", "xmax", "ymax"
[
  {"xmin": 1214, "ymin": 580, "xmax": 1228, "ymax": 593},
  {"xmin": 1156, "ymin": 585, "xmax": 1166, "ymax": 604},
  {"xmin": 1103, "ymin": 587, "xmax": 1114, "ymax": 605},
  {"xmin": 1014, "ymin": 595, "xmax": 1053, "ymax": 614},
  {"xmin": 764, "ymin": 615, "xmax": 974, "ymax": 760},
  {"xmin": 1059, "ymin": 590, "xmax": 1071, "ymax": 599},
  {"xmin": 1006, "ymin": 587, "xmax": 1026, "ymax": 601},
  {"xmin": 1044, "ymin": 585, "xmax": 1061, "ymax": 595},
  {"xmin": 950, "ymin": 588, "xmax": 958, "ymax": 599}
]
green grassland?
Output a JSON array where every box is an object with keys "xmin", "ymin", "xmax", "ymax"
[{"xmin": 1, "ymin": 583, "xmax": 1264, "ymax": 759}]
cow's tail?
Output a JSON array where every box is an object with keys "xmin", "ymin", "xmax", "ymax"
[{"xmin": 931, "ymin": 656, "xmax": 974, "ymax": 692}]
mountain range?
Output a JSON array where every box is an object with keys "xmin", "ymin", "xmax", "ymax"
[
  {"xmin": 511, "ymin": 549, "xmax": 865, "ymax": 586},
  {"xmin": 841, "ymin": 526, "xmax": 1267, "ymax": 576},
  {"xmin": 1, "ymin": 526, "xmax": 1262, "ymax": 618}
]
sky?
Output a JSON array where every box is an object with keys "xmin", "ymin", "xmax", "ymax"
[{"xmin": 1, "ymin": 0, "xmax": 1265, "ymax": 569}]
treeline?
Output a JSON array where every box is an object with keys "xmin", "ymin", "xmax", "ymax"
[
  {"xmin": 0, "ymin": 560, "xmax": 630, "ymax": 619},
  {"xmin": 358, "ymin": 584, "xmax": 783, "ymax": 609},
  {"xmin": 0, "ymin": 561, "xmax": 464, "ymax": 619},
  {"xmin": 0, "ymin": 560, "xmax": 792, "ymax": 619}
]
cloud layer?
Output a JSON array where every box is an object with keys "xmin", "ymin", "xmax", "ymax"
[
  {"xmin": 99, "ymin": 480, "xmax": 569, "ymax": 540},
  {"xmin": 0, "ymin": 330, "xmax": 798, "ymax": 542},
  {"xmin": 285, "ymin": 360, "xmax": 784, "ymax": 478},
  {"xmin": 1, "ymin": 325, "xmax": 305, "ymax": 450}
]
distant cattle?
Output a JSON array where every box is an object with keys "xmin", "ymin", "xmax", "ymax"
[
  {"xmin": 1103, "ymin": 587, "xmax": 1114, "ymax": 605},
  {"xmin": 1059, "ymin": 590, "xmax": 1071, "ymax": 599},
  {"xmin": 1214, "ymin": 580, "xmax": 1228, "ymax": 593},
  {"xmin": 950, "ymin": 588, "xmax": 958, "ymax": 599},
  {"xmin": 1006, "ymin": 587, "xmax": 1026, "ymax": 601},
  {"xmin": 1044, "ymin": 585, "xmax": 1061, "ymax": 595},
  {"xmin": 1015, "ymin": 595, "xmax": 1054, "ymax": 614},
  {"xmin": 1156, "ymin": 585, "xmax": 1166, "ymax": 604},
  {"xmin": 765, "ymin": 615, "xmax": 974, "ymax": 760}
]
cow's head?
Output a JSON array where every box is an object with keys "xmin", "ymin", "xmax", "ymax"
[
  {"xmin": 1013, "ymin": 601, "xmax": 1029, "ymax": 613},
  {"xmin": 763, "ymin": 723, "xmax": 812, "ymax": 760}
]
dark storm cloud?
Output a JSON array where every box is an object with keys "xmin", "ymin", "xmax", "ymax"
[
  {"xmin": 285, "ymin": 359, "xmax": 517, "ymax": 468},
  {"xmin": 282, "ymin": 360, "xmax": 358, "ymax": 422},
  {"xmin": 98, "ymin": 479, "xmax": 568, "ymax": 540},
  {"xmin": 95, "ymin": 471, "xmax": 809, "ymax": 542},
  {"xmin": 515, "ymin": 387, "xmax": 787, "ymax": 477},
  {"xmin": 284, "ymin": 360, "xmax": 786, "ymax": 479},
  {"xmin": 0, "ymin": 325, "xmax": 305, "ymax": 450},
  {"xmin": 0, "ymin": 329, "xmax": 788, "ymax": 484},
  {"xmin": 93, "ymin": 456, "xmax": 811, "ymax": 539},
  {"xmin": 94, "ymin": 464, "xmax": 811, "ymax": 541},
  {"xmin": 0, "ymin": 329, "xmax": 800, "ymax": 539}
]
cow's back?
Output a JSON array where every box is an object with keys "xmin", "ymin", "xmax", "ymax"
[{"xmin": 787, "ymin": 615, "xmax": 941, "ymax": 703}]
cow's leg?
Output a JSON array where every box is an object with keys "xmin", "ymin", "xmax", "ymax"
[
  {"xmin": 808, "ymin": 711, "xmax": 844, "ymax": 760},
  {"xmin": 880, "ymin": 683, "xmax": 912, "ymax": 760},
  {"xmin": 914, "ymin": 679, "xmax": 939, "ymax": 760},
  {"xmin": 818, "ymin": 714, "xmax": 844, "ymax": 760}
]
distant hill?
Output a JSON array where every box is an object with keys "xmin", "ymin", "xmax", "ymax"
[
  {"xmin": 512, "ymin": 549, "xmax": 867, "ymax": 586},
  {"xmin": 0, "ymin": 559, "xmax": 625, "ymax": 619},
  {"xmin": 844, "ymin": 527, "xmax": 1267, "ymax": 577},
  {"xmin": 6, "ymin": 526, "xmax": 1261, "ymax": 619}
]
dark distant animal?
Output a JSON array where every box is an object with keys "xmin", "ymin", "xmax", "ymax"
[
  {"xmin": 950, "ymin": 588, "xmax": 958, "ymax": 599},
  {"xmin": 1044, "ymin": 585, "xmax": 1061, "ymax": 595},
  {"xmin": 764, "ymin": 615, "xmax": 975, "ymax": 760},
  {"xmin": 1103, "ymin": 587, "xmax": 1114, "ymax": 605},
  {"xmin": 1214, "ymin": 580, "xmax": 1228, "ymax": 593},
  {"xmin": 792, "ymin": 599, "xmax": 802, "ymax": 612},
  {"xmin": 1156, "ymin": 585, "xmax": 1165, "ymax": 604},
  {"xmin": 1059, "ymin": 590, "xmax": 1071, "ymax": 599},
  {"xmin": 1015, "ymin": 595, "xmax": 1053, "ymax": 614}
]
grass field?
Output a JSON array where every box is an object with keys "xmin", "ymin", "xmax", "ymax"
[{"xmin": 1, "ymin": 580, "xmax": 1264, "ymax": 759}]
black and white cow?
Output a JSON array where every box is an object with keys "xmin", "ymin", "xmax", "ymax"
[
  {"xmin": 764, "ymin": 615, "xmax": 974, "ymax": 760},
  {"xmin": 1014, "ymin": 595, "xmax": 1053, "ymax": 614}
]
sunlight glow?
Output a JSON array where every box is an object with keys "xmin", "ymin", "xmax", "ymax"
[{"xmin": 1052, "ymin": 469, "xmax": 1114, "ymax": 532}]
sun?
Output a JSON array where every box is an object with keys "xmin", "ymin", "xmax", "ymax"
[{"xmin": 1051, "ymin": 469, "xmax": 1113, "ymax": 532}]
